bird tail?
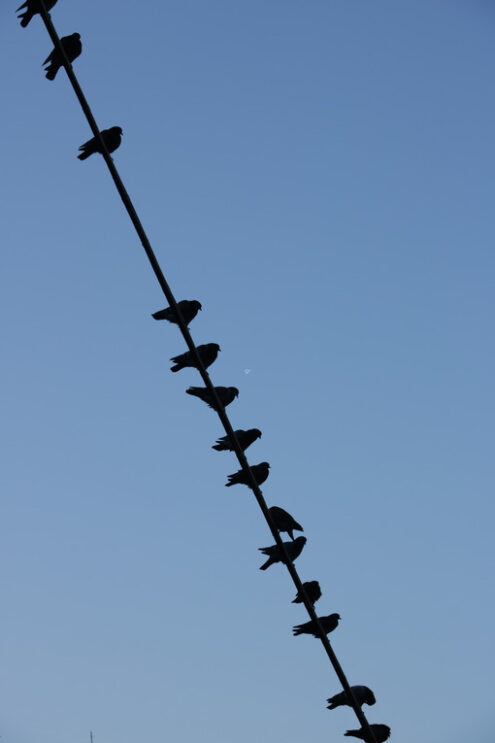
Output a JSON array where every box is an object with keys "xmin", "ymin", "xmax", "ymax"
[
  {"xmin": 186, "ymin": 387, "xmax": 201, "ymax": 397},
  {"xmin": 291, "ymin": 596, "xmax": 302, "ymax": 604},
  {"xmin": 259, "ymin": 557, "xmax": 273, "ymax": 570},
  {"xmin": 170, "ymin": 363, "xmax": 183, "ymax": 372},
  {"xmin": 45, "ymin": 65, "xmax": 57, "ymax": 80},
  {"xmin": 77, "ymin": 148, "xmax": 91, "ymax": 161},
  {"xmin": 18, "ymin": 9, "xmax": 32, "ymax": 27},
  {"xmin": 225, "ymin": 479, "xmax": 235, "ymax": 487},
  {"xmin": 212, "ymin": 442, "xmax": 229, "ymax": 451},
  {"xmin": 152, "ymin": 309, "xmax": 170, "ymax": 320},
  {"xmin": 344, "ymin": 731, "xmax": 359, "ymax": 738},
  {"xmin": 292, "ymin": 625, "xmax": 303, "ymax": 636},
  {"xmin": 326, "ymin": 697, "xmax": 338, "ymax": 710}
]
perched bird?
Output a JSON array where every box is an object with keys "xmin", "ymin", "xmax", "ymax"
[
  {"xmin": 225, "ymin": 462, "xmax": 270, "ymax": 488},
  {"xmin": 212, "ymin": 428, "xmax": 262, "ymax": 452},
  {"xmin": 344, "ymin": 724, "xmax": 391, "ymax": 743},
  {"xmin": 292, "ymin": 613, "xmax": 340, "ymax": 637},
  {"xmin": 259, "ymin": 535, "xmax": 306, "ymax": 570},
  {"xmin": 292, "ymin": 580, "xmax": 321, "ymax": 605},
  {"xmin": 43, "ymin": 33, "xmax": 82, "ymax": 80},
  {"xmin": 186, "ymin": 385, "xmax": 239, "ymax": 410},
  {"xmin": 268, "ymin": 506, "xmax": 303, "ymax": 540},
  {"xmin": 327, "ymin": 685, "xmax": 376, "ymax": 710},
  {"xmin": 170, "ymin": 343, "xmax": 219, "ymax": 372},
  {"xmin": 77, "ymin": 126, "xmax": 123, "ymax": 160},
  {"xmin": 17, "ymin": 0, "xmax": 57, "ymax": 28},
  {"xmin": 152, "ymin": 299, "xmax": 202, "ymax": 326}
]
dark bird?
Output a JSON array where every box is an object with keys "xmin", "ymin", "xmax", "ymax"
[
  {"xmin": 268, "ymin": 506, "xmax": 303, "ymax": 540},
  {"xmin": 43, "ymin": 33, "xmax": 82, "ymax": 80},
  {"xmin": 152, "ymin": 299, "xmax": 202, "ymax": 326},
  {"xmin": 17, "ymin": 0, "xmax": 57, "ymax": 28},
  {"xmin": 225, "ymin": 462, "xmax": 270, "ymax": 488},
  {"xmin": 292, "ymin": 613, "xmax": 340, "ymax": 637},
  {"xmin": 77, "ymin": 126, "xmax": 123, "ymax": 160},
  {"xmin": 212, "ymin": 428, "xmax": 262, "ymax": 452},
  {"xmin": 327, "ymin": 685, "xmax": 376, "ymax": 710},
  {"xmin": 292, "ymin": 580, "xmax": 321, "ymax": 605},
  {"xmin": 259, "ymin": 535, "xmax": 306, "ymax": 570},
  {"xmin": 170, "ymin": 343, "xmax": 219, "ymax": 372},
  {"xmin": 186, "ymin": 385, "xmax": 239, "ymax": 410},
  {"xmin": 344, "ymin": 725, "xmax": 391, "ymax": 743}
]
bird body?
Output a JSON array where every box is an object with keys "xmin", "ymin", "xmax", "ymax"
[
  {"xmin": 212, "ymin": 428, "xmax": 262, "ymax": 452},
  {"xmin": 327, "ymin": 685, "xmax": 376, "ymax": 710},
  {"xmin": 292, "ymin": 613, "xmax": 340, "ymax": 637},
  {"xmin": 17, "ymin": 0, "xmax": 57, "ymax": 27},
  {"xmin": 292, "ymin": 580, "xmax": 321, "ymax": 605},
  {"xmin": 170, "ymin": 343, "xmax": 219, "ymax": 372},
  {"xmin": 186, "ymin": 386, "xmax": 239, "ymax": 410},
  {"xmin": 226, "ymin": 462, "xmax": 270, "ymax": 488},
  {"xmin": 152, "ymin": 299, "xmax": 202, "ymax": 326},
  {"xmin": 43, "ymin": 33, "xmax": 82, "ymax": 80},
  {"xmin": 78, "ymin": 126, "xmax": 123, "ymax": 160},
  {"xmin": 268, "ymin": 506, "xmax": 303, "ymax": 540},
  {"xmin": 259, "ymin": 535, "xmax": 306, "ymax": 570},
  {"xmin": 344, "ymin": 724, "xmax": 391, "ymax": 743}
]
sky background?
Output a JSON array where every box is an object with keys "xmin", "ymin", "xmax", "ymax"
[{"xmin": 1, "ymin": 2, "xmax": 494, "ymax": 742}]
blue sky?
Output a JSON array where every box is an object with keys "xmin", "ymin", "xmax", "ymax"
[{"xmin": 1, "ymin": 2, "xmax": 494, "ymax": 743}]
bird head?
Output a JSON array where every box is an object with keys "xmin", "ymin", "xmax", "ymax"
[
  {"xmin": 253, "ymin": 428, "xmax": 262, "ymax": 439},
  {"xmin": 193, "ymin": 301, "xmax": 202, "ymax": 311},
  {"xmin": 295, "ymin": 536, "xmax": 307, "ymax": 546},
  {"xmin": 365, "ymin": 689, "xmax": 376, "ymax": 706},
  {"xmin": 231, "ymin": 387, "xmax": 240, "ymax": 397}
]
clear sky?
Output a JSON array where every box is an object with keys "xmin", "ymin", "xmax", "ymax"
[{"xmin": 1, "ymin": 2, "xmax": 494, "ymax": 743}]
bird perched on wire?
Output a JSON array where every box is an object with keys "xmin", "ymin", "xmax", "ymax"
[
  {"xmin": 212, "ymin": 428, "xmax": 262, "ymax": 452},
  {"xmin": 186, "ymin": 385, "xmax": 239, "ymax": 410},
  {"xmin": 152, "ymin": 299, "xmax": 202, "ymax": 326},
  {"xmin": 77, "ymin": 126, "xmax": 123, "ymax": 160},
  {"xmin": 43, "ymin": 33, "xmax": 82, "ymax": 80},
  {"xmin": 344, "ymin": 724, "xmax": 391, "ymax": 743},
  {"xmin": 259, "ymin": 535, "xmax": 306, "ymax": 570},
  {"xmin": 225, "ymin": 462, "xmax": 270, "ymax": 488},
  {"xmin": 170, "ymin": 343, "xmax": 219, "ymax": 372},
  {"xmin": 268, "ymin": 506, "xmax": 303, "ymax": 540},
  {"xmin": 292, "ymin": 613, "xmax": 340, "ymax": 637},
  {"xmin": 17, "ymin": 0, "xmax": 57, "ymax": 27},
  {"xmin": 292, "ymin": 580, "xmax": 321, "ymax": 605},
  {"xmin": 327, "ymin": 685, "xmax": 376, "ymax": 710}
]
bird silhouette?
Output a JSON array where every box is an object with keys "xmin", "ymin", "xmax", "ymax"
[
  {"xmin": 225, "ymin": 462, "xmax": 270, "ymax": 488},
  {"xmin": 17, "ymin": 0, "xmax": 57, "ymax": 28},
  {"xmin": 78, "ymin": 126, "xmax": 123, "ymax": 160},
  {"xmin": 327, "ymin": 685, "xmax": 376, "ymax": 710},
  {"xmin": 268, "ymin": 506, "xmax": 303, "ymax": 540},
  {"xmin": 43, "ymin": 33, "xmax": 82, "ymax": 80},
  {"xmin": 170, "ymin": 343, "xmax": 219, "ymax": 372},
  {"xmin": 152, "ymin": 299, "xmax": 202, "ymax": 326},
  {"xmin": 292, "ymin": 613, "xmax": 340, "ymax": 637},
  {"xmin": 186, "ymin": 386, "xmax": 239, "ymax": 410},
  {"xmin": 344, "ymin": 725, "xmax": 390, "ymax": 743},
  {"xmin": 259, "ymin": 535, "xmax": 306, "ymax": 570},
  {"xmin": 212, "ymin": 428, "xmax": 262, "ymax": 452},
  {"xmin": 292, "ymin": 580, "xmax": 321, "ymax": 605}
]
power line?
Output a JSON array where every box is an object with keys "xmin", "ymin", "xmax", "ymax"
[{"xmin": 23, "ymin": 4, "xmax": 384, "ymax": 741}]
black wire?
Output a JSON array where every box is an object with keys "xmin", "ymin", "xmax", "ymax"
[{"xmin": 31, "ymin": 5, "xmax": 379, "ymax": 741}]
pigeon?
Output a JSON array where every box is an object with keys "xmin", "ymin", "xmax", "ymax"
[
  {"xmin": 17, "ymin": 0, "xmax": 57, "ymax": 28},
  {"xmin": 292, "ymin": 613, "xmax": 340, "ymax": 637},
  {"xmin": 259, "ymin": 535, "xmax": 306, "ymax": 570},
  {"xmin": 43, "ymin": 33, "xmax": 82, "ymax": 80},
  {"xmin": 344, "ymin": 724, "xmax": 391, "ymax": 743},
  {"xmin": 186, "ymin": 386, "xmax": 239, "ymax": 410},
  {"xmin": 170, "ymin": 343, "xmax": 219, "ymax": 372},
  {"xmin": 225, "ymin": 462, "xmax": 270, "ymax": 488},
  {"xmin": 212, "ymin": 428, "xmax": 262, "ymax": 452},
  {"xmin": 327, "ymin": 685, "xmax": 376, "ymax": 710},
  {"xmin": 78, "ymin": 126, "xmax": 123, "ymax": 160},
  {"xmin": 152, "ymin": 299, "xmax": 202, "ymax": 326},
  {"xmin": 268, "ymin": 506, "xmax": 303, "ymax": 540},
  {"xmin": 292, "ymin": 580, "xmax": 321, "ymax": 605}
]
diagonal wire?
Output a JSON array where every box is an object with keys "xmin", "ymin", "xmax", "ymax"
[{"xmin": 29, "ymin": 5, "xmax": 380, "ymax": 741}]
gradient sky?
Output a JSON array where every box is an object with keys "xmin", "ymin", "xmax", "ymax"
[{"xmin": 1, "ymin": 2, "xmax": 494, "ymax": 743}]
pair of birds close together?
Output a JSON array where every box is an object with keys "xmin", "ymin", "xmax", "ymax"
[{"xmin": 326, "ymin": 688, "xmax": 390, "ymax": 743}]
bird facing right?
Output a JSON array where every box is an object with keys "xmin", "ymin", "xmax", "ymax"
[
  {"xmin": 292, "ymin": 613, "xmax": 340, "ymax": 637},
  {"xmin": 344, "ymin": 724, "xmax": 391, "ymax": 743},
  {"xmin": 77, "ymin": 126, "xmax": 123, "ymax": 160},
  {"xmin": 43, "ymin": 33, "xmax": 82, "ymax": 80},
  {"xmin": 292, "ymin": 580, "xmax": 321, "ymax": 605},
  {"xmin": 327, "ymin": 685, "xmax": 376, "ymax": 710}
]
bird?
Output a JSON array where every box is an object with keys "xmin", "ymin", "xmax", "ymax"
[
  {"xmin": 268, "ymin": 506, "xmax": 303, "ymax": 540},
  {"xmin": 43, "ymin": 33, "xmax": 82, "ymax": 80},
  {"xmin": 152, "ymin": 299, "xmax": 202, "ymax": 326},
  {"xmin": 259, "ymin": 535, "xmax": 306, "ymax": 570},
  {"xmin": 212, "ymin": 428, "xmax": 262, "ymax": 452},
  {"xmin": 225, "ymin": 462, "xmax": 270, "ymax": 488},
  {"xmin": 327, "ymin": 685, "xmax": 376, "ymax": 710},
  {"xmin": 77, "ymin": 126, "xmax": 123, "ymax": 160},
  {"xmin": 292, "ymin": 613, "xmax": 340, "ymax": 637},
  {"xmin": 170, "ymin": 343, "xmax": 219, "ymax": 372},
  {"xmin": 186, "ymin": 386, "xmax": 239, "ymax": 410},
  {"xmin": 17, "ymin": 0, "xmax": 57, "ymax": 28},
  {"xmin": 292, "ymin": 580, "xmax": 321, "ymax": 605},
  {"xmin": 344, "ymin": 724, "xmax": 391, "ymax": 743}
]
